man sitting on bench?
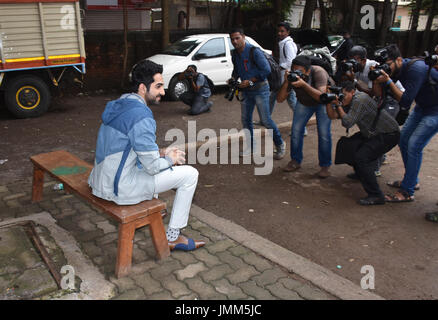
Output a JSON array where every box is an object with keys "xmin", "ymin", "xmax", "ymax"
[{"xmin": 88, "ymin": 59, "xmax": 205, "ymax": 251}]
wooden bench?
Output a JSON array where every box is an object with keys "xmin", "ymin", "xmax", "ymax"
[{"xmin": 30, "ymin": 150, "xmax": 170, "ymax": 278}]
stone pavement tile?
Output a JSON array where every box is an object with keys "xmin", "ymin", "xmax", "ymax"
[
  {"xmin": 96, "ymin": 220, "xmax": 117, "ymax": 234},
  {"xmin": 148, "ymin": 291, "xmax": 174, "ymax": 300},
  {"xmin": 226, "ymin": 266, "xmax": 260, "ymax": 285},
  {"xmin": 216, "ymin": 251, "xmax": 247, "ymax": 271},
  {"xmin": 266, "ymin": 282, "xmax": 303, "ymax": 300},
  {"xmin": 132, "ymin": 273, "xmax": 163, "ymax": 296},
  {"xmin": 77, "ymin": 219, "xmax": 97, "ymax": 232},
  {"xmin": 178, "ymin": 293, "xmax": 199, "ymax": 300},
  {"xmin": 212, "ymin": 278, "xmax": 248, "ymax": 300},
  {"xmin": 175, "ymin": 262, "xmax": 208, "ymax": 281},
  {"xmin": 81, "ymin": 241, "xmax": 104, "ymax": 259},
  {"xmin": 252, "ymin": 268, "xmax": 288, "ymax": 287},
  {"xmin": 171, "ymin": 251, "xmax": 198, "ymax": 266},
  {"xmin": 228, "ymin": 245, "xmax": 249, "ymax": 257},
  {"xmin": 200, "ymin": 264, "xmax": 235, "ymax": 282},
  {"xmin": 185, "ymin": 277, "xmax": 227, "ymax": 300},
  {"xmin": 130, "ymin": 260, "xmax": 158, "ymax": 275},
  {"xmin": 279, "ymin": 277, "xmax": 305, "ymax": 291},
  {"xmin": 191, "ymin": 249, "xmax": 222, "ymax": 268},
  {"xmin": 2, "ymin": 192, "xmax": 26, "ymax": 201},
  {"xmin": 240, "ymin": 252, "xmax": 273, "ymax": 272},
  {"xmin": 0, "ymin": 208, "xmax": 15, "ymax": 220},
  {"xmin": 188, "ymin": 220, "xmax": 208, "ymax": 231},
  {"xmin": 238, "ymin": 280, "xmax": 276, "ymax": 300},
  {"xmin": 112, "ymin": 288, "xmax": 147, "ymax": 300},
  {"xmin": 57, "ymin": 208, "xmax": 77, "ymax": 219},
  {"xmin": 197, "ymin": 227, "xmax": 227, "ymax": 241},
  {"xmin": 37, "ymin": 200, "xmax": 56, "ymax": 211},
  {"xmin": 205, "ymin": 239, "xmax": 236, "ymax": 254},
  {"xmin": 89, "ymin": 214, "xmax": 108, "ymax": 224},
  {"xmin": 73, "ymin": 229, "xmax": 104, "ymax": 242},
  {"xmin": 95, "ymin": 232, "xmax": 118, "ymax": 246},
  {"xmin": 294, "ymin": 284, "xmax": 333, "ymax": 300},
  {"xmin": 161, "ymin": 274, "xmax": 192, "ymax": 298},
  {"xmin": 0, "ymin": 186, "xmax": 9, "ymax": 193},
  {"xmin": 132, "ymin": 246, "xmax": 149, "ymax": 264},
  {"xmin": 150, "ymin": 259, "xmax": 183, "ymax": 281},
  {"xmin": 6, "ymin": 200, "xmax": 20, "ymax": 208},
  {"xmin": 109, "ymin": 276, "xmax": 138, "ymax": 293}
]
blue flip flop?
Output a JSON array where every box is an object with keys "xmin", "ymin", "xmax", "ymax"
[{"xmin": 172, "ymin": 238, "xmax": 197, "ymax": 251}]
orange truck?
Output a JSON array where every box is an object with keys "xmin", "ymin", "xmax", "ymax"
[{"xmin": 0, "ymin": 0, "xmax": 86, "ymax": 118}]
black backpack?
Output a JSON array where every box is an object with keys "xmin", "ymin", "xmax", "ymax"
[
  {"xmin": 203, "ymin": 74, "xmax": 215, "ymax": 94},
  {"xmin": 231, "ymin": 47, "xmax": 283, "ymax": 92}
]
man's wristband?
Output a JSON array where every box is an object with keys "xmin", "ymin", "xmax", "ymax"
[{"xmin": 385, "ymin": 79, "xmax": 393, "ymax": 86}]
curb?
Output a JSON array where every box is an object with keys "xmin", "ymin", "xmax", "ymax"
[{"xmin": 160, "ymin": 192, "xmax": 384, "ymax": 300}]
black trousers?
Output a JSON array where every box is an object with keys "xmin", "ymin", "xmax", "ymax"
[
  {"xmin": 179, "ymin": 92, "xmax": 211, "ymax": 115},
  {"xmin": 353, "ymin": 132, "xmax": 400, "ymax": 198}
]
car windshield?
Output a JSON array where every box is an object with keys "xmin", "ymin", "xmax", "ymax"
[{"xmin": 162, "ymin": 38, "xmax": 203, "ymax": 56}]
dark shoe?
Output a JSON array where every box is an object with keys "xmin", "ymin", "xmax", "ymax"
[
  {"xmin": 385, "ymin": 189, "xmax": 415, "ymax": 203},
  {"xmin": 358, "ymin": 196, "xmax": 385, "ymax": 206},
  {"xmin": 425, "ymin": 212, "xmax": 438, "ymax": 223},
  {"xmin": 347, "ymin": 173, "xmax": 359, "ymax": 180},
  {"xmin": 387, "ymin": 180, "xmax": 420, "ymax": 190},
  {"xmin": 168, "ymin": 235, "xmax": 206, "ymax": 251},
  {"xmin": 317, "ymin": 167, "xmax": 331, "ymax": 179},
  {"xmin": 283, "ymin": 160, "xmax": 301, "ymax": 172}
]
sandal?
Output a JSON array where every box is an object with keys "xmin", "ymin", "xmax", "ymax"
[
  {"xmin": 387, "ymin": 180, "xmax": 420, "ymax": 190},
  {"xmin": 425, "ymin": 212, "xmax": 438, "ymax": 223},
  {"xmin": 168, "ymin": 236, "xmax": 206, "ymax": 251},
  {"xmin": 385, "ymin": 189, "xmax": 415, "ymax": 203}
]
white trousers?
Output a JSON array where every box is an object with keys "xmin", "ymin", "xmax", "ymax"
[{"xmin": 153, "ymin": 165, "xmax": 198, "ymax": 229}]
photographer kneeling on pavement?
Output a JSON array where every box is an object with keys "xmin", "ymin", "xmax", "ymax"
[
  {"xmin": 178, "ymin": 65, "xmax": 213, "ymax": 115},
  {"xmin": 277, "ymin": 55, "xmax": 332, "ymax": 178},
  {"xmin": 326, "ymin": 81, "xmax": 400, "ymax": 205},
  {"xmin": 371, "ymin": 45, "xmax": 438, "ymax": 217}
]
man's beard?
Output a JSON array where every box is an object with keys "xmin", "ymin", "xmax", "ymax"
[
  {"xmin": 391, "ymin": 65, "xmax": 401, "ymax": 81},
  {"xmin": 147, "ymin": 97, "xmax": 161, "ymax": 105}
]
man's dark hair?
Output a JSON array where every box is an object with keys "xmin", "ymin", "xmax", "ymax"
[
  {"xmin": 277, "ymin": 22, "xmax": 291, "ymax": 32},
  {"xmin": 348, "ymin": 45, "xmax": 367, "ymax": 59},
  {"xmin": 130, "ymin": 60, "xmax": 163, "ymax": 92},
  {"xmin": 383, "ymin": 44, "xmax": 402, "ymax": 61},
  {"xmin": 292, "ymin": 55, "xmax": 311, "ymax": 71},
  {"xmin": 339, "ymin": 80, "xmax": 356, "ymax": 92},
  {"xmin": 342, "ymin": 30, "xmax": 351, "ymax": 37},
  {"xmin": 229, "ymin": 27, "xmax": 245, "ymax": 36},
  {"xmin": 188, "ymin": 64, "xmax": 197, "ymax": 72}
]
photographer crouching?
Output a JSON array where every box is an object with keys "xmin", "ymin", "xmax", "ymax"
[
  {"xmin": 325, "ymin": 81, "xmax": 400, "ymax": 205},
  {"xmin": 178, "ymin": 65, "xmax": 213, "ymax": 115}
]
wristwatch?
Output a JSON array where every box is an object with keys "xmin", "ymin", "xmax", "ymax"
[{"xmin": 248, "ymin": 80, "xmax": 254, "ymax": 87}]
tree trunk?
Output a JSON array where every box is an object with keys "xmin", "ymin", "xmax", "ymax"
[
  {"xmin": 162, "ymin": 0, "xmax": 170, "ymax": 50},
  {"xmin": 379, "ymin": 0, "xmax": 393, "ymax": 46},
  {"xmin": 348, "ymin": 0, "xmax": 360, "ymax": 35},
  {"xmin": 121, "ymin": 0, "xmax": 128, "ymax": 89},
  {"xmin": 186, "ymin": 0, "xmax": 190, "ymax": 30},
  {"xmin": 273, "ymin": 0, "xmax": 282, "ymax": 26},
  {"xmin": 301, "ymin": 0, "xmax": 317, "ymax": 29},
  {"xmin": 318, "ymin": 0, "xmax": 329, "ymax": 34},
  {"xmin": 206, "ymin": 0, "xmax": 213, "ymax": 30},
  {"xmin": 421, "ymin": 0, "xmax": 437, "ymax": 54},
  {"xmin": 408, "ymin": 0, "xmax": 423, "ymax": 57}
]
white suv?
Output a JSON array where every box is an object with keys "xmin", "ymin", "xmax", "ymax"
[{"xmin": 145, "ymin": 33, "xmax": 272, "ymax": 100}]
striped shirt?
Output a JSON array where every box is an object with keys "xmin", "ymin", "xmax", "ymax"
[{"xmin": 341, "ymin": 92, "xmax": 400, "ymax": 138}]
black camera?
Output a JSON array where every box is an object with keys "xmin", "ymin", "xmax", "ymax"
[
  {"xmin": 424, "ymin": 51, "xmax": 438, "ymax": 67},
  {"xmin": 320, "ymin": 86, "xmax": 344, "ymax": 105},
  {"xmin": 287, "ymin": 69, "xmax": 304, "ymax": 82},
  {"xmin": 374, "ymin": 48, "xmax": 389, "ymax": 64},
  {"xmin": 224, "ymin": 78, "xmax": 240, "ymax": 101},
  {"xmin": 368, "ymin": 63, "xmax": 392, "ymax": 81},
  {"xmin": 340, "ymin": 59, "xmax": 360, "ymax": 73}
]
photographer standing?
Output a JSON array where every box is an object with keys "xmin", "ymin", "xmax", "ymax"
[
  {"xmin": 277, "ymin": 55, "xmax": 332, "ymax": 178},
  {"xmin": 229, "ymin": 28, "xmax": 286, "ymax": 159},
  {"xmin": 178, "ymin": 65, "xmax": 213, "ymax": 115},
  {"xmin": 371, "ymin": 45, "xmax": 438, "ymax": 209},
  {"xmin": 326, "ymin": 82, "xmax": 400, "ymax": 205}
]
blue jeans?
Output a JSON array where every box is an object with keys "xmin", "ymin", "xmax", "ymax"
[
  {"xmin": 290, "ymin": 101, "xmax": 332, "ymax": 167},
  {"xmin": 399, "ymin": 107, "xmax": 438, "ymax": 196},
  {"xmin": 268, "ymin": 89, "xmax": 297, "ymax": 114},
  {"xmin": 241, "ymin": 83, "xmax": 284, "ymax": 147}
]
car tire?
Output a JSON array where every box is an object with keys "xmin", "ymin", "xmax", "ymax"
[
  {"xmin": 5, "ymin": 75, "xmax": 51, "ymax": 118},
  {"xmin": 168, "ymin": 76, "xmax": 189, "ymax": 101}
]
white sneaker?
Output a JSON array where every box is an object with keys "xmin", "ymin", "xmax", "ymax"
[{"xmin": 273, "ymin": 141, "xmax": 286, "ymax": 160}]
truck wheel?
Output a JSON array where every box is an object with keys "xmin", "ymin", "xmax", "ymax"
[
  {"xmin": 5, "ymin": 76, "xmax": 51, "ymax": 118},
  {"xmin": 168, "ymin": 76, "xmax": 189, "ymax": 101}
]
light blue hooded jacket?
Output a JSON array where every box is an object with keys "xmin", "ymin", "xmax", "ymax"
[{"xmin": 88, "ymin": 93, "xmax": 173, "ymax": 205}]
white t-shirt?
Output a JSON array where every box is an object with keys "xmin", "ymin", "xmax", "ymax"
[
  {"xmin": 355, "ymin": 59, "xmax": 405, "ymax": 92},
  {"xmin": 278, "ymin": 36, "xmax": 297, "ymax": 81}
]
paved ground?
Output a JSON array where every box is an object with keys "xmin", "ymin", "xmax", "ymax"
[{"xmin": 0, "ymin": 177, "xmax": 337, "ymax": 300}]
